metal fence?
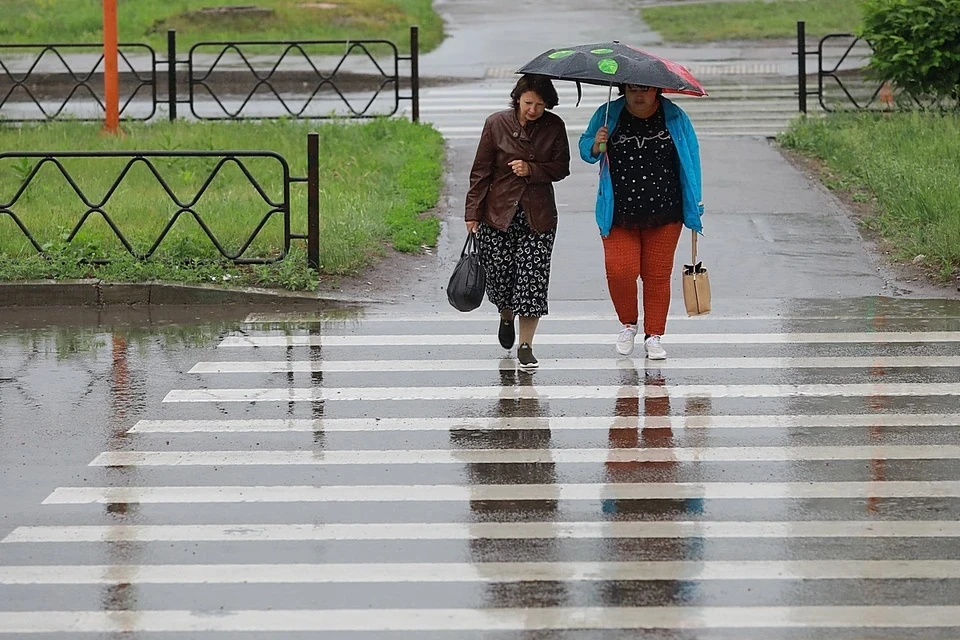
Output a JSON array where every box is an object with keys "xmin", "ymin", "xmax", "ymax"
[
  {"xmin": 0, "ymin": 28, "xmax": 420, "ymax": 123},
  {"xmin": 0, "ymin": 132, "xmax": 321, "ymax": 270},
  {"xmin": 793, "ymin": 20, "xmax": 939, "ymax": 113},
  {"xmin": 0, "ymin": 43, "xmax": 158, "ymax": 122}
]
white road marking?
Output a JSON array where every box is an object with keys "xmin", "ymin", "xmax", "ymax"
[
  {"xmin": 43, "ymin": 481, "xmax": 960, "ymax": 504},
  {"xmin": 188, "ymin": 355, "xmax": 960, "ymax": 373},
  {"xmin": 161, "ymin": 383, "xmax": 960, "ymax": 403},
  {"xmin": 6, "ymin": 521, "xmax": 960, "ymax": 543},
  {"xmin": 217, "ymin": 331, "xmax": 960, "ymax": 347},
  {"xmin": 4, "ymin": 606, "xmax": 960, "ymax": 632},
  {"xmin": 128, "ymin": 413, "xmax": 960, "ymax": 433}
]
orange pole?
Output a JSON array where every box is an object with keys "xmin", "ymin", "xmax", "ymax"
[{"xmin": 102, "ymin": 0, "xmax": 120, "ymax": 134}]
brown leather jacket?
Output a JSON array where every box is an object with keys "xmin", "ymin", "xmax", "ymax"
[{"xmin": 464, "ymin": 109, "xmax": 570, "ymax": 233}]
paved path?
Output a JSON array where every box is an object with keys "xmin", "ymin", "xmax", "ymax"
[
  {"xmin": 3, "ymin": 304, "xmax": 960, "ymax": 636},
  {"xmin": 407, "ymin": 76, "xmax": 936, "ymax": 320}
]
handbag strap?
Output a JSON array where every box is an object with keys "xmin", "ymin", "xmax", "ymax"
[
  {"xmin": 691, "ymin": 230, "xmax": 698, "ymax": 264},
  {"xmin": 463, "ymin": 231, "xmax": 481, "ymax": 256}
]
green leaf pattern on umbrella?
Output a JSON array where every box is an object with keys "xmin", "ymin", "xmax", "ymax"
[
  {"xmin": 590, "ymin": 48, "xmax": 613, "ymax": 54},
  {"xmin": 598, "ymin": 59, "xmax": 619, "ymax": 75},
  {"xmin": 548, "ymin": 50, "xmax": 575, "ymax": 60}
]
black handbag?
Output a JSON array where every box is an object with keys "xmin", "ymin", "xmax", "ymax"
[{"xmin": 447, "ymin": 232, "xmax": 486, "ymax": 312}]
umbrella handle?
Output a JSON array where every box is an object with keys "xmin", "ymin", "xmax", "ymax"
[{"xmin": 599, "ymin": 81, "xmax": 614, "ymax": 153}]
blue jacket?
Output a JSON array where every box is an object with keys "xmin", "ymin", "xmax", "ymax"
[{"xmin": 578, "ymin": 96, "xmax": 704, "ymax": 236}]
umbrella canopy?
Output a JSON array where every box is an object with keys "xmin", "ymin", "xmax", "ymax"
[{"xmin": 516, "ymin": 41, "xmax": 707, "ymax": 97}]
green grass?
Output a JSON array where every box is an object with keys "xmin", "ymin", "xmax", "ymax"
[
  {"xmin": 1, "ymin": 0, "xmax": 443, "ymax": 52},
  {"xmin": 778, "ymin": 112, "xmax": 960, "ymax": 280},
  {"xmin": 0, "ymin": 118, "xmax": 445, "ymax": 289},
  {"xmin": 640, "ymin": 0, "xmax": 863, "ymax": 42}
]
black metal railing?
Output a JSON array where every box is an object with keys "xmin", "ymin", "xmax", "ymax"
[
  {"xmin": 0, "ymin": 43, "xmax": 157, "ymax": 122},
  {"xmin": 798, "ymin": 22, "xmax": 956, "ymax": 113},
  {"xmin": 816, "ymin": 33, "xmax": 889, "ymax": 113},
  {"xmin": 0, "ymin": 132, "xmax": 321, "ymax": 270},
  {"xmin": 795, "ymin": 20, "xmax": 895, "ymax": 113},
  {"xmin": 0, "ymin": 27, "xmax": 420, "ymax": 123},
  {"xmin": 183, "ymin": 37, "xmax": 411, "ymax": 120}
]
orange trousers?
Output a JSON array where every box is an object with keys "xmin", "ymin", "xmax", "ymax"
[{"xmin": 601, "ymin": 222, "xmax": 682, "ymax": 336}]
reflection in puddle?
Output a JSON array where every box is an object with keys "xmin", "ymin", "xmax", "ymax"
[
  {"xmin": 601, "ymin": 364, "xmax": 709, "ymax": 608},
  {"xmin": 449, "ymin": 369, "xmax": 571, "ymax": 628}
]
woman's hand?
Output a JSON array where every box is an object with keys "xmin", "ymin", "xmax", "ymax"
[
  {"xmin": 508, "ymin": 160, "xmax": 530, "ymax": 177},
  {"xmin": 465, "ymin": 221, "xmax": 479, "ymax": 234},
  {"xmin": 592, "ymin": 125, "xmax": 609, "ymax": 155}
]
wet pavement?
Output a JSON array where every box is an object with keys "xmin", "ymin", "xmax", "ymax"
[
  {"xmin": 3, "ymin": 0, "xmax": 960, "ymax": 635},
  {"xmin": 2, "ymin": 298, "xmax": 960, "ymax": 637}
]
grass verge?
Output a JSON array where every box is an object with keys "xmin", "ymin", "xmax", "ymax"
[
  {"xmin": 778, "ymin": 112, "xmax": 960, "ymax": 281},
  {"xmin": 640, "ymin": 0, "xmax": 863, "ymax": 42},
  {"xmin": 0, "ymin": 118, "xmax": 445, "ymax": 290},
  {"xmin": 3, "ymin": 0, "xmax": 443, "ymax": 52}
]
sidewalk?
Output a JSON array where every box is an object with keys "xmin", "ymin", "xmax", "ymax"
[
  {"xmin": 420, "ymin": 0, "xmax": 836, "ymax": 81},
  {"xmin": 399, "ymin": 0, "xmax": 957, "ymax": 314},
  {"xmin": 432, "ymin": 134, "xmax": 898, "ymax": 310}
]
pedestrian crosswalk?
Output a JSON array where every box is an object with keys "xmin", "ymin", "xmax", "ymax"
[
  {"xmin": 407, "ymin": 80, "xmax": 808, "ymax": 141},
  {"xmin": 3, "ymin": 307, "xmax": 960, "ymax": 636}
]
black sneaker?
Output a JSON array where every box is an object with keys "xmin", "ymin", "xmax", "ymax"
[
  {"xmin": 498, "ymin": 317, "xmax": 515, "ymax": 350},
  {"xmin": 517, "ymin": 342, "xmax": 538, "ymax": 369}
]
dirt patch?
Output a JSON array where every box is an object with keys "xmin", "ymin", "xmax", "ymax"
[
  {"xmin": 194, "ymin": 5, "xmax": 275, "ymax": 17},
  {"xmin": 313, "ymin": 147, "xmax": 461, "ymax": 305},
  {"xmin": 316, "ymin": 240, "xmax": 441, "ymax": 303},
  {"xmin": 778, "ymin": 145, "xmax": 960, "ymax": 297},
  {"xmin": 155, "ymin": 5, "xmax": 281, "ymax": 31},
  {"xmin": 153, "ymin": 0, "xmax": 406, "ymax": 33}
]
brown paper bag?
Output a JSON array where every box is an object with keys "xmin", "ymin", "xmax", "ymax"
[{"xmin": 682, "ymin": 230, "xmax": 711, "ymax": 316}]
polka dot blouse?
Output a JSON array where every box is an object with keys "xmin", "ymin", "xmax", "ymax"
[{"xmin": 608, "ymin": 104, "xmax": 684, "ymax": 230}]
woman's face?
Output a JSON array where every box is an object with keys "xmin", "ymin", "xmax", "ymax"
[
  {"xmin": 517, "ymin": 90, "xmax": 546, "ymax": 122},
  {"xmin": 624, "ymin": 84, "xmax": 659, "ymax": 113}
]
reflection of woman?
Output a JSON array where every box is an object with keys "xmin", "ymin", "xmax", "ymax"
[
  {"xmin": 579, "ymin": 84, "xmax": 704, "ymax": 360},
  {"xmin": 600, "ymin": 366, "xmax": 701, "ymax": 613},
  {"xmin": 449, "ymin": 369, "xmax": 568, "ymax": 627},
  {"xmin": 603, "ymin": 366, "xmax": 677, "ymax": 513},
  {"xmin": 464, "ymin": 74, "xmax": 571, "ymax": 370}
]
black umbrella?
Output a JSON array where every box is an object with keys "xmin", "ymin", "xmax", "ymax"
[
  {"xmin": 517, "ymin": 40, "xmax": 707, "ymax": 97},
  {"xmin": 517, "ymin": 41, "xmax": 707, "ymax": 150}
]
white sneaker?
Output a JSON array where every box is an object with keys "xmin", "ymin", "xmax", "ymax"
[
  {"xmin": 644, "ymin": 335, "xmax": 667, "ymax": 360},
  {"xmin": 616, "ymin": 325, "xmax": 638, "ymax": 356}
]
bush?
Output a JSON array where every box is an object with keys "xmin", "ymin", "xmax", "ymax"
[{"xmin": 859, "ymin": 0, "xmax": 960, "ymax": 103}]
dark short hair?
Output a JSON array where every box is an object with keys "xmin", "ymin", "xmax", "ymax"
[
  {"xmin": 617, "ymin": 83, "xmax": 663, "ymax": 97},
  {"xmin": 510, "ymin": 74, "xmax": 559, "ymax": 110}
]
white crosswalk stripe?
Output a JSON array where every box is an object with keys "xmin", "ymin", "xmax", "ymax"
[
  {"xmin": 128, "ymin": 413, "xmax": 960, "ymax": 432},
  {"xmin": 43, "ymin": 481, "xmax": 960, "ymax": 504},
  {"xmin": 4, "ymin": 606, "xmax": 960, "ymax": 633},
  {"xmin": 4, "ymin": 309, "xmax": 960, "ymax": 636},
  {"xmin": 410, "ymin": 80, "xmax": 804, "ymax": 141},
  {"xmin": 160, "ymin": 383, "xmax": 960, "ymax": 404},
  {"xmin": 189, "ymin": 355, "xmax": 960, "ymax": 373},
  {"xmin": 86, "ymin": 445, "xmax": 960, "ymax": 466},
  {"xmin": 5, "ymin": 560, "xmax": 960, "ymax": 584},
  {"xmin": 7, "ymin": 520, "xmax": 960, "ymax": 543},
  {"xmin": 218, "ymin": 330, "xmax": 960, "ymax": 346}
]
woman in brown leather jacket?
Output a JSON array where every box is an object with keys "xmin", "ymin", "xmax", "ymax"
[{"xmin": 464, "ymin": 74, "xmax": 571, "ymax": 369}]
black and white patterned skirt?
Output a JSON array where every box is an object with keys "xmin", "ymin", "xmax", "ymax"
[{"xmin": 476, "ymin": 207, "xmax": 556, "ymax": 317}]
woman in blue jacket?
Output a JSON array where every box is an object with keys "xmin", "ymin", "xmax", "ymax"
[{"xmin": 579, "ymin": 84, "xmax": 704, "ymax": 360}]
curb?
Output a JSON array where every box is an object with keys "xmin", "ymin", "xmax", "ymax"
[{"xmin": 0, "ymin": 280, "xmax": 379, "ymax": 308}]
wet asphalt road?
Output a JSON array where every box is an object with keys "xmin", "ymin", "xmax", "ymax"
[{"xmin": 2, "ymin": 298, "xmax": 960, "ymax": 638}]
